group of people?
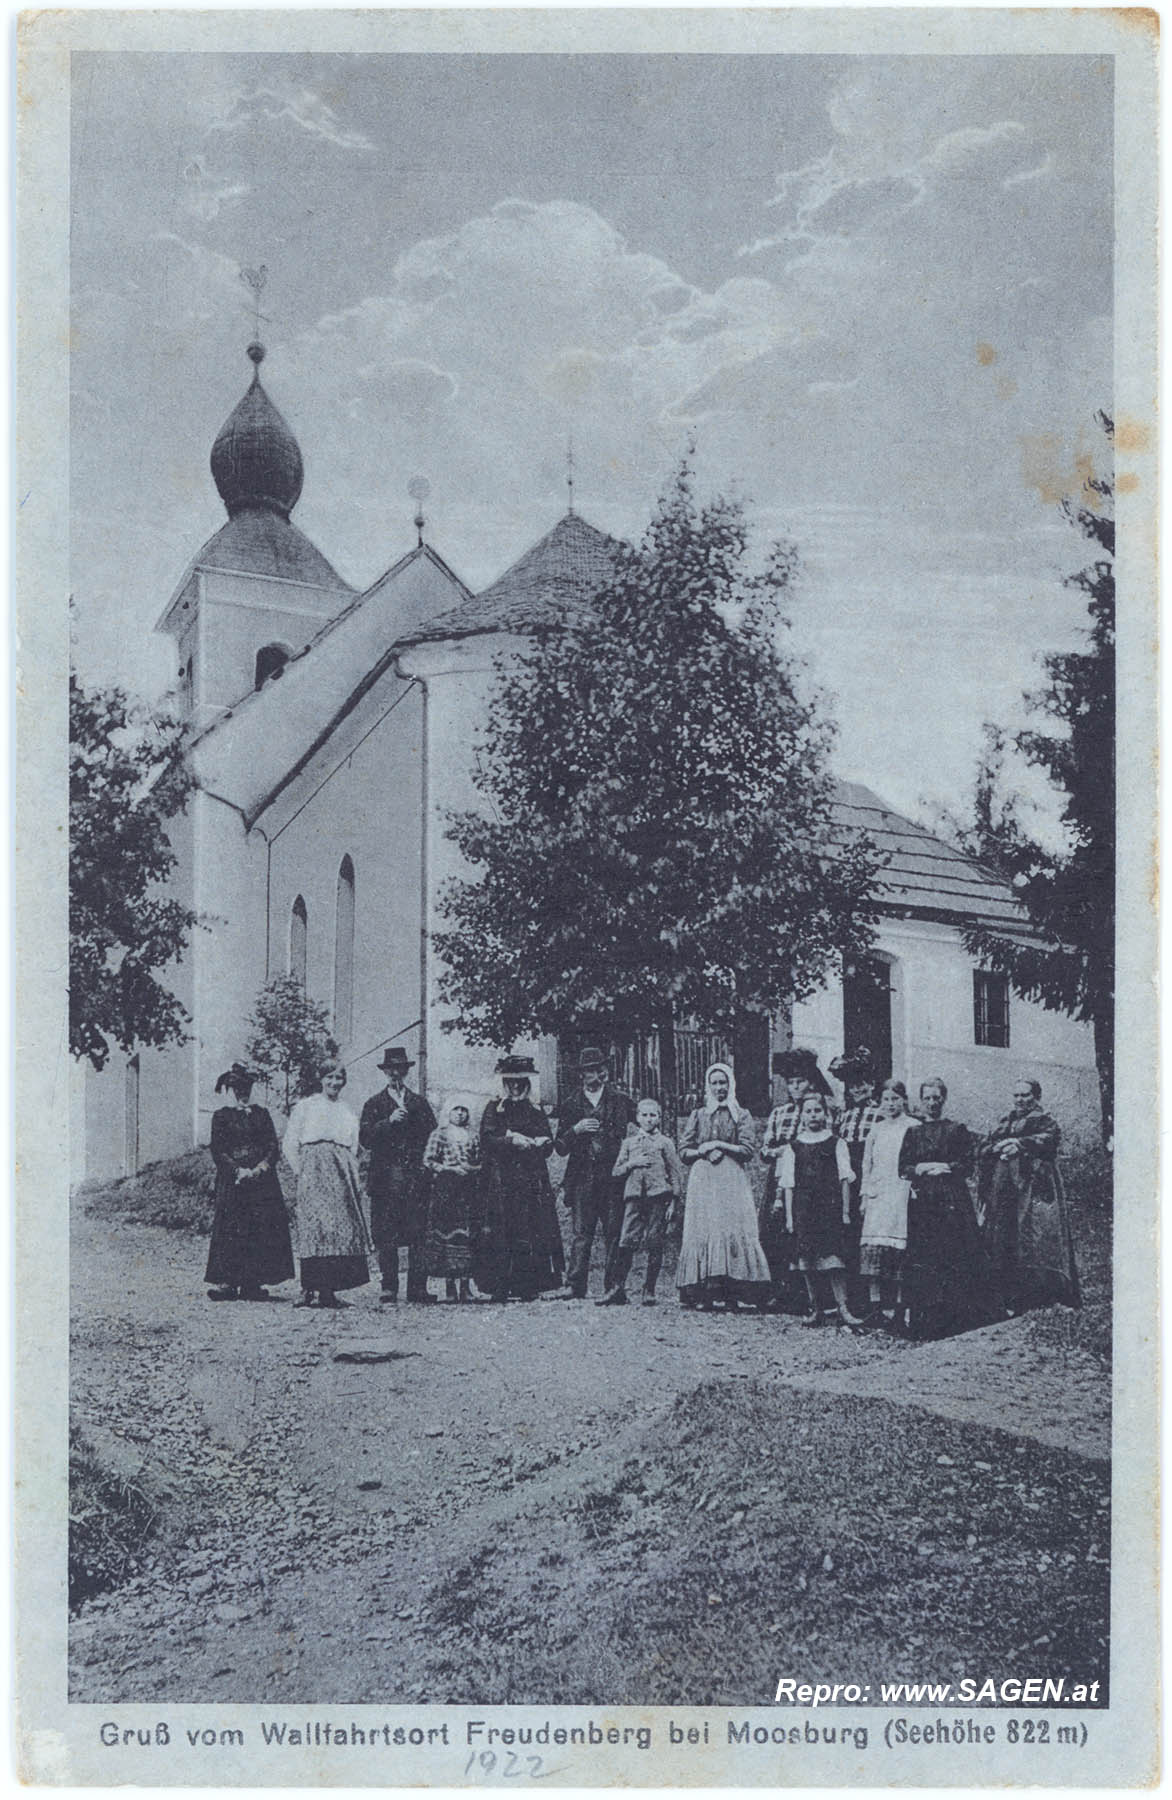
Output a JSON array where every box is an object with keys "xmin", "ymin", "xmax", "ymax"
[{"xmin": 203, "ymin": 1040, "xmax": 1080, "ymax": 1338}]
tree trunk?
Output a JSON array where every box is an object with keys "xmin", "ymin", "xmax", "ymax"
[
  {"xmin": 657, "ymin": 1009, "xmax": 679, "ymax": 1128},
  {"xmin": 1092, "ymin": 1008, "xmax": 1114, "ymax": 1151}
]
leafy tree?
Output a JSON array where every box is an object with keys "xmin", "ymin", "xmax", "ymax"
[
  {"xmin": 956, "ymin": 414, "xmax": 1115, "ymax": 1143},
  {"xmin": 244, "ymin": 977, "xmax": 338, "ymax": 1114},
  {"xmin": 435, "ymin": 460, "xmax": 882, "ymax": 1106},
  {"xmin": 70, "ymin": 673, "xmax": 197, "ymax": 1071}
]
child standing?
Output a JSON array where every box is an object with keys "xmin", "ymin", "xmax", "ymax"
[
  {"xmin": 777, "ymin": 1093, "xmax": 864, "ymax": 1326},
  {"xmin": 423, "ymin": 1103, "xmax": 479, "ymax": 1302},
  {"xmin": 599, "ymin": 1099, "xmax": 685, "ymax": 1306}
]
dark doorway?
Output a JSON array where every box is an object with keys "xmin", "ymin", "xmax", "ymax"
[
  {"xmin": 842, "ymin": 955, "xmax": 894, "ymax": 1081},
  {"xmin": 732, "ymin": 1011, "xmax": 771, "ymax": 1116}
]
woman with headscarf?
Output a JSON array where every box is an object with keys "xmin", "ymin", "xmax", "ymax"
[
  {"xmin": 898, "ymin": 1077, "xmax": 994, "ymax": 1338},
  {"xmin": 205, "ymin": 1062, "xmax": 294, "ymax": 1302},
  {"xmin": 978, "ymin": 1078, "xmax": 1080, "ymax": 1313},
  {"xmin": 475, "ymin": 1055, "xmax": 565, "ymax": 1302},
  {"xmin": 676, "ymin": 1063, "xmax": 771, "ymax": 1312},
  {"xmin": 282, "ymin": 1059, "xmax": 372, "ymax": 1309}
]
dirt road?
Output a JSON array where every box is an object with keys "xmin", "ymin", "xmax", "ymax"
[{"xmin": 70, "ymin": 1206, "xmax": 1110, "ymax": 1705}]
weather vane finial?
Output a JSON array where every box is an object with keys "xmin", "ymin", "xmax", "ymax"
[
  {"xmin": 240, "ymin": 265, "xmax": 269, "ymax": 351},
  {"xmin": 566, "ymin": 435, "xmax": 575, "ymax": 515},
  {"xmin": 408, "ymin": 476, "xmax": 431, "ymax": 547}
]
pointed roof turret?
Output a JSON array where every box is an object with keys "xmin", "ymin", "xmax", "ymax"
[
  {"xmin": 398, "ymin": 511, "xmax": 622, "ymax": 647},
  {"xmin": 210, "ymin": 343, "xmax": 304, "ymax": 519}
]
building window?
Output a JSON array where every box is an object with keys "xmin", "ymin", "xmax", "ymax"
[
  {"xmin": 255, "ymin": 643, "xmax": 291, "ymax": 689},
  {"xmin": 973, "ymin": 970, "xmax": 1010, "ymax": 1048},
  {"xmin": 334, "ymin": 856, "xmax": 355, "ymax": 1042},
  {"xmin": 290, "ymin": 896, "xmax": 308, "ymax": 986}
]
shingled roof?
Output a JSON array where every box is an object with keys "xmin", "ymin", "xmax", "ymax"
[
  {"xmin": 188, "ymin": 508, "xmax": 354, "ymax": 591},
  {"xmin": 399, "ymin": 511, "xmax": 621, "ymax": 646},
  {"xmin": 833, "ymin": 780, "xmax": 1032, "ymax": 934}
]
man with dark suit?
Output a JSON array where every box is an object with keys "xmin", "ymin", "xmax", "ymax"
[
  {"xmin": 359, "ymin": 1046, "xmax": 437, "ymax": 1304},
  {"xmin": 548, "ymin": 1047, "xmax": 635, "ymax": 1299}
]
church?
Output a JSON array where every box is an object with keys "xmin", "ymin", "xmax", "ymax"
[{"xmin": 75, "ymin": 346, "xmax": 1100, "ymax": 1181}]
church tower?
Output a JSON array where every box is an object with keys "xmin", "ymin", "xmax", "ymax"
[{"xmin": 155, "ymin": 343, "xmax": 353, "ymax": 728}]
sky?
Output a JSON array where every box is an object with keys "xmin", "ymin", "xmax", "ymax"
[{"xmin": 69, "ymin": 51, "xmax": 1113, "ymax": 822}]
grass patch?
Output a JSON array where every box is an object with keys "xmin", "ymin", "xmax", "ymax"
[
  {"xmin": 1025, "ymin": 1146, "xmax": 1112, "ymax": 1366},
  {"xmin": 68, "ymin": 1425, "xmax": 160, "ymax": 1610},
  {"xmin": 77, "ymin": 1148, "xmax": 216, "ymax": 1234},
  {"xmin": 407, "ymin": 1380, "xmax": 1109, "ymax": 1708}
]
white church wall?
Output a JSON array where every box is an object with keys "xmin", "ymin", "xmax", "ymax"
[
  {"xmin": 406, "ymin": 635, "xmax": 549, "ymax": 1123},
  {"xmin": 191, "ymin": 790, "xmax": 271, "ymax": 1145},
  {"xmin": 263, "ymin": 679, "xmax": 427, "ymax": 1123},
  {"xmin": 789, "ymin": 915, "xmax": 1100, "ymax": 1144},
  {"xmin": 192, "ymin": 569, "xmax": 343, "ymax": 718}
]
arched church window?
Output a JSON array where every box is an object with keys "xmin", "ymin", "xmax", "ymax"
[
  {"xmin": 255, "ymin": 643, "xmax": 292, "ymax": 689},
  {"xmin": 334, "ymin": 857, "xmax": 355, "ymax": 1043},
  {"xmin": 290, "ymin": 896, "xmax": 308, "ymax": 987}
]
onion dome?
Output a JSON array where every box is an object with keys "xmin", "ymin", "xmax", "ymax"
[{"xmin": 210, "ymin": 343, "xmax": 304, "ymax": 519}]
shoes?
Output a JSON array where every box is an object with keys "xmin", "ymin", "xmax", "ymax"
[
  {"xmin": 379, "ymin": 1292, "xmax": 398, "ymax": 1305},
  {"xmin": 596, "ymin": 1287, "xmax": 628, "ymax": 1306},
  {"xmin": 318, "ymin": 1294, "xmax": 350, "ymax": 1309},
  {"xmin": 207, "ymin": 1287, "xmax": 239, "ymax": 1302},
  {"xmin": 541, "ymin": 1286, "xmax": 579, "ymax": 1301},
  {"xmin": 800, "ymin": 1310, "xmax": 825, "ymax": 1327},
  {"xmin": 408, "ymin": 1293, "xmax": 438, "ymax": 1305},
  {"xmin": 240, "ymin": 1287, "xmax": 273, "ymax": 1302},
  {"xmin": 641, "ymin": 1293, "xmax": 657, "ymax": 1307},
  {"xmin": 294, "ymin": 1292, "xmax": 316, "ymax": 1309}
]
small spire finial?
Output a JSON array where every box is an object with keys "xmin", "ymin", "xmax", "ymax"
[
  {"xmin": 239, "ymin": 265, "xmax": 269, "ymax": 357},
  {"xmin": 566, "ymin": 435, "xmax": 575, "ymax": 515},
  {"xmin": 408, "ymin": 476, "xmax": 431, "ymax": 547}
]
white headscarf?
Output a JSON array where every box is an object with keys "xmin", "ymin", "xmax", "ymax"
[{"xmin": 703, "ymin": 1061, "xmax": 745, "ymax": 1123}]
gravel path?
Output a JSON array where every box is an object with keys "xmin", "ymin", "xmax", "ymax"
[{"xmin": 70, "ymin": 1207, "xmax": 1108, "ymax": 1703}]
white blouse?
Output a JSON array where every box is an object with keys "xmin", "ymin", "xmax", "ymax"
[
  {"xmin": 776, "ymin": 1131, "xmax": 853, "ymax": 1190},
  {"xmin": 283, "ymin": 1093, "xmax": 360, "ymax": 1171}
]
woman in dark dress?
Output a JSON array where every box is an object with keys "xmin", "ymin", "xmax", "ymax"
[
  {"xmin": 205, "ymin": 1062, "xmax": 295, "ymax": 1302},
  {"xmin": 474, "ymin": 1056, "xmax": 566, "ymax": 1302},
  {"xmin": 898, "ymin": 1077, "xmax": 994, "ymax": 1338},
  {"xmin": 978, "ymin": 1079, "xmax": 1080, "ymax": 1312}
]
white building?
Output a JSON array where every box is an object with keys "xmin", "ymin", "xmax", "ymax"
[{"xmin": 76, "ymin": 348, "xmax": 1100, "ymax": 1181}]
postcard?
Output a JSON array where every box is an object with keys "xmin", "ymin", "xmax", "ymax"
[{"xmin": 15, "ymin": 7, "xmax": 1158, "ymax": 1786}]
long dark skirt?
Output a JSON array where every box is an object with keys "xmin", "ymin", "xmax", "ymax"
[
  {"xmin": 205, "ymin": 1172, "xmax": 295, "ymax": 1290},
  {"xmin": 473, "ymin": 1158, "xmax": 565, "ymax": 1300},
  {"xmin": 300, "ymin": 1254, "xmax": 370, "ymax": 1294},
  {"xmin": 903, "ymin": 1175, "xmax": 995, "ymax": 1337}
]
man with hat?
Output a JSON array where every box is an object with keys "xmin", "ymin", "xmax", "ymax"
[
  {"xmin": 359, "ymin": 1046, "xmax": 437, "ymax": 1304},
  {"xmin": 548, "ymin": 1048, "xmax": 635, "ymax": 1299}
]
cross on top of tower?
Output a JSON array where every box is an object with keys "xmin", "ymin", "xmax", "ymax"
[
  {"xmin": 566, "ymin": 435, "xmax": 575, "ymax": 515},
  {"xmin": 239, "ymin": 264, "xmax": 269, "ymax": 343}
]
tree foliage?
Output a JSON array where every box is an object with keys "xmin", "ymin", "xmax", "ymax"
[
  {"xmin": 955, "ymin": 414, "xmax": 1115, "ymax": 1141},
  {"xmin": 244, "ymin": 977, "xmax": 338, "ymax": 1114},
  {"xmin": 435, "ymin": 461, "xmax": 882, "ymax": 1081},
  {"xmin": 70, "ymin": 673, "xmax": 197, "ymax": 1071}
]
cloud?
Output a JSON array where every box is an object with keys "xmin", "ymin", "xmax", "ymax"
[{"xmin": 207, "ymin": 84, "xmax": 376, "ymax": 152}]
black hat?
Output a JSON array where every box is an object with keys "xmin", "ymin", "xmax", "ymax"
[
  {"xmin": 215, "ymin": 1061, "xmax": 259, "ymax": 1095},
  {"xmin": 829, "ymin": 1048, "xmax": 876, "ymax": 1086},
  {"xmin": 496, "ymin": 1054, "xmax": 538, "ymax": 1077},
  {"xmin": 771, "ymin": 1047, "xmax": 832, "ymax": 1095},
  {"xmin": 377, "ymin": 1046, "xmax": 415, "ymax": 1073},
  {"xmin": 578, "ymin": 1046, "xmax": 609, "ymax": 1073}
]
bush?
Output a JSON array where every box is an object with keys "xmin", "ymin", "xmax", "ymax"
[
  {"xmin": 77, "ymin": 1147, "xmax": 216, "ymax": 1233},
  {"xmin": 68, "ymin": 1425, "xmax": 159, "ymax": 1610}
]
